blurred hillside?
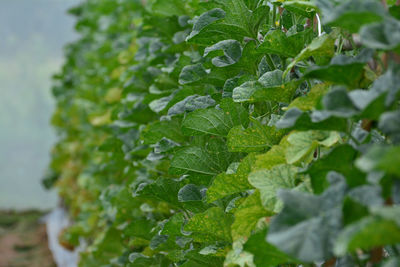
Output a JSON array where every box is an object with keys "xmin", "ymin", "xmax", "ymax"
[{"xmin": 0, "ymin": 0, "xmax": 79, "ymax": 210}]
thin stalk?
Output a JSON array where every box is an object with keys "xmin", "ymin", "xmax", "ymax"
[
  {"xmin": 272, "ymin": 5, "xmax": 277, "ymax": 28},
  {"xmin": 265, "ymin": 54, "xmax": 277, "ymax": 70},
  {"xmin": 291, "ymin": 12, "xmax": 297, "ymax": 27},
  {"xmin": 280, "ymin": 56, "xmax": 286, "ymax": 69},
  {"xmin": 337, "ymin": 35, "xmax": 344, "ymax": 54}
]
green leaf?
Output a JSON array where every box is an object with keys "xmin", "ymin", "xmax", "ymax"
[
  {"xmin": 169, "ymin": 141, "xmax": 237, "ymax": 177},
  {"xmin": 286, "ymin": 130, "xmax": 341, "ymax": 164},
  {"xmin": 135, "ymin": 178, "xmax": 183, "ymax": 208},
  {"xmin": 379, "ymin": 110, "xmax": 400, "ymax": 144},
  {"xmin": 178, "ymin": 184, "xmax": 203, "ymax": 202},
  {"xmin": 317, "ymin": 0, "xmax": 385, "ymax": 33},
  {"xmin": 168, "ymin": 95, "xmax": 216, "ymax": 116},
  {"xmin": 181, "ymin": 108, "xmax": 232, "ymax": 136},
  {"xmin": 187, "ymin": 0, "xmax": 261, "ymax": 45},
  {"xmin": 227, "ymin": 120, "xmax": 285, "ymax": 152},
  {"xmin": 142, "ymin": 118, "xmax": 185, "ymax": 144},
  {"xmin": 244, "ymin": 228, "xmax": 298, "ymax": 267},
  {"xmin": 151, "ymin": 0, "xmax": 187, "ymax": 16},
  {"xmin": 179, "ymin": 64, "xmax": 208, "ymax": 85},
  {"xmin": 257, "ymin": 29, "xmax": 310, "ymax": 58},
  {"xmin": 207, "ymin": 153, "xmax": 255, "ymax": 203},
  {"xmin": 187, "ymin": 8, "xmax": 226, "ymax": 41},
  {"xmin": 204, "ymin": 39, "xmax": 242, "ymax": 67},
  {"xmin": 161, "ymin": 213, "xmax": 185, "ymax": 237},
  {"xmin": 356, "ymin": 145, "xmax": 400, "ymax": 177},
  {"xmin": 233, "ymin": 70, "xmax": 300, "ymax": 103},
  {"xmin": 184, "ymin": 207, "xmax": 234, "ymax": 243},
  {"xmin": 284, "ymin": 32, "xmax": 337, "ymax": 77},
  {"xmin": 267, "ymin": 172, "xmax": 347, "ymax": 262},
  {"xmin": 304, "ymin": 50, "xmax": 374, "ymax": 87},
  {"xmin": 276, "ymin": 108, "xmax": 348, "ymax": 132},
  {"xmin": 287, "ymin": 83, "xmax": 330, "ymax": 111},
  {"xmin": 307, "ymin": 144, "xmax": 366, "ymax": 194},
  {"xmin": 253, "ymin": 144, "xmax": 287, "ymax": 171},
  {"xmin": 318, "ymin": 87, "xmax": 359, "ymax": 118},
  {"xmin": 231, "ymin": 191, "xmax": 269, "ymax": 240},
  {"xmin": 282, "ymin": 1, "xmax": 317, "ymax": 18},
  {"xmin": 360, "ymin": 17, "xmax": 400, "ymax": 52},
  {"xmin": 249, "ymin": 164, "xmax": 310, "ymax": 212},
  {"xmin": 181, "ymin": 98, "xmax": 248, "ymax": 136},
  {"xmin": 334, "ymin": 207, "xmax": 400, "ymax": 256}
]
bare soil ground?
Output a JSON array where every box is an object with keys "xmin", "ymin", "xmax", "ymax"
[{"xmin": 0, "ymin": 211, "xmax": 55, "ymax": 267}]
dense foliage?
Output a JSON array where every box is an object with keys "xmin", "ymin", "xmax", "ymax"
[{"xmin": 45, "ymin": 0, "xmax": 400, "ymax": 266}]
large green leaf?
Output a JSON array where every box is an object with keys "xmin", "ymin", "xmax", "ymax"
[
  {"xmin": 253, "ymin": 144, "xmax": 287, "ymax": 171},
  {"xmin": 179, "ymin": 63, "xmax": 208, "ymax": 85},
  {"xmin": 360, "ymin": 17, "xmax": 400, "ymax": 52},
  {"xmin": 141, "ymin": 118, "xmax": 185, "ymax": 144},
  {"xmin": 356, "ymin": 145, "xmax": 400, "ymax": 177},
  {"xmin": 181, "ymin": 98, "xmax": 248, "ymax": 136},
  {"xmin": 187, "ymin": 0, "xmax": 268, "ymax": 44},
  {"xmin": 207, "ymin": 153, "xmax": 255, "ymax": 203},
  {"xmin": 233, "ymin": 70, "xmax": 300, "ymax": 103},
  {"xmin": 184, "ymin": 207, "xmax": 234, "ymax": 243},
  {"xmin": 267, "ymin": 172, "xmax": 347, "ymax": 262},
  {"xmin": 257, "ymin": 29, "xmax": 311, "ymax": 58},
  {"xmin": 307, "ymin": 144, "xmax": 366, "ymax": 194},
  {"xmin": 204, "ymin": 39, "xmax": 242, "ymax": 67},
  {"xmin": 282, "ymin": 1, "xmax": 317, "ymax": 18},
  {"xmin": 249, "ymin": 164, "xmax": 310, "ymax": 212},
  {"xmin": 168, "ymin": 95, "xmax": 216, "ymax": 116},
  {"xmin": 227, "ymin": 120, "xmax": 285, "ymax": 152},
  {"xmin": 334, "ymin": 206, "xmax": 400, "ymax": 256},
  {"xmin": 316, "ymin": 0, "xmax": 385, "ymax": 33},
  {"xmin": 287, "ymin": 83, "xmax": 330, "ymax": 111},
  {"xmin": 304, "ymin": 49, "xmax": 374, "ymax": 87},
  {"xmin": 285, "ymin": 130, "xmax": 341, "ymax": 164},
  {"xmin": 170, "ymin": 139, "xmax": 239, "ymax": 177},
  {"xmin": 276, "ymin": 108, "xmax": 348, "ymax": 132},
  {"xmin": 244, "ymin": 228, "xmax": 298, "ymax": 267},
  {"xmin": 231, "ymin": 191, "xmax": 269, "ymax": 240},
  {"xmin": 284, "ymin": 32, "xmax": 336, "ymax": 77}
]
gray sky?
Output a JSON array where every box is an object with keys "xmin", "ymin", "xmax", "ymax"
[{"xmin": 0, "ymin": 0, "xmax": 80, "ymax": 210}]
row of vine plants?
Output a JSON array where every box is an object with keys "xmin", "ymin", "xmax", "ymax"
[{"xmin": 45, "ymin": 0, "xmax": 400, "ymax": 266}]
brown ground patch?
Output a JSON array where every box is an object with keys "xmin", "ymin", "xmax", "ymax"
[{"xmin": 0, "ymin": 211, "xmax": 56, "ymax": 267}]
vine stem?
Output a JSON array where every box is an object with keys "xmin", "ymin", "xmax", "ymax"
[{"xmin": 265, "ymin": 54, "xmax": 277, "ymax": 70}]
